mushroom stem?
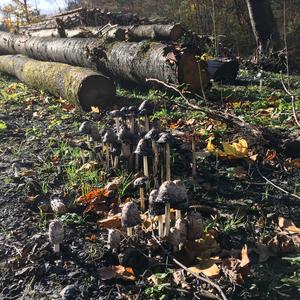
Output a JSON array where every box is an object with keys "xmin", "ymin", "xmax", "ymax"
[
  {"xmin": 152, "ymin": 140, "xmax": 159, "ymax": 188},
  {"xmin": 164, "ymin": 203, "xmax": 171, "ymax": 237},
  {"xmin": 80, "ymin": 150, "xmax": 86, "ymax": 164},
  {"xmin": 160, "ymin": 148, "xmax": 164, "ymax": 184},
  {"xmin": 127, "ymin": 227, "xmax": 133, "ymax": 237},
  {"xmin": 145, "ymin": 115, "xmax": 150, "ymax": 131},
  {"xmin": 87, "ymin": 135, "xmax": 94, "ymax": 161},
  {"xmin": 140, "ymin": 187, "xmax": 145, "ymax": 212},
  {"xmin": 175, "ymin": 210, "xmax": 182, "ymax": 220},
  {"xmin": 135, "ymin": 153, "xmax": 139, "ymax": 171},
  {"xmin": 192, "ymin": 136, "xmax": 196, "ymax": 176},
  {"xmin": 129, "ymin": 116, "xmax": 135, "ymax": 134},
  {"xmin": 114, "ymin": 156, "xmax": 119, "ymax": 169},
  {"xmin": 53, "ymin": 243, "xmax": 60, "ymax": 253},
  {"xmin": 143, "ymin": 156, "xmax": 149, "ymax": 177},
  {"xmin": 105, "ymin": 143, "xmax": 110, "ymax": 169},
  {"xmin": 158, "ymin": 215, "xmax": 164, "ymax": 238},
  {"xmin": 165, "ymin": 143, "xmax": 171, "ymax": 181},
  {"xmin": 115, "ymin": 118, "xmax": 120, "ymax": 133}
]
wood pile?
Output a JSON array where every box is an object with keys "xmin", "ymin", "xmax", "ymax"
[{"xmin": 0, "ymin": 8, "xmax": 239, "ymax": 110}]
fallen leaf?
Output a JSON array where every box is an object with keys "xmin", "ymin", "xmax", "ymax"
[
  {"xmin": 240, "ymin": 244, "xmax": 250, "ymax": 268},
  {"xmin": 173, "ymin": 270, "xmax": 189, "ymax": 288},
  {"xmin": 98, "ymin": 213, "xmax": 122, "ymax": 229},
  {"xmin": 278, "ymin": 217, "xmax": 300, "ymax": 234},
  {"xmin": 265, "ymin": 149, "xmax": 277, "ymax": 161},
  {"xmin": 91, "ymin": 106, "xmax": 100, "ymax": 113},
  {"xmin": 188, "ymin": 260, "xmax": 220, "ymax": 278},
  {"xmin": 85, "ymin": 234, "xmax": 97, "ymax": 242},
  {"xmin": 98, "ymin": 265, "xmax": 135, "ymax": 281},
  {"xmin": 76, "ymin": 161, "xmax": 98, "ymax": 172}
]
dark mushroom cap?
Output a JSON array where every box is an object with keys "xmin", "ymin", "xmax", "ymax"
[
  {"xmin": 157, "ymin": 132, "xmax": 172, "ymax": 144},
  {"xmin": 134, "ymin": 138, "xmax": 153, "ymax": 156},
  {"xmin": 109, "ymin": 110, "xmax": 123, "ymax": 118},
  {"xmin": 128, "ymin": 106, "xmax": 138, "ymax": 116},
  {"xmin": 144, "ymin": 128, "xmax": 160, "ymax": 141},
  {"xmin": 90, "ymin": 126, "xmax": 101, "ymax": 141},
  {"xmin": 76, "ymin": 141, "xmax": 90, "ymax": 151},
  {"xmin": 111, "ymin": 142, "xmax": 122, "ymax": 156},
  {"xmin": 148, "ymin": 189, "xmax": 165, "ymax": 216},
  {"xmin": 138, "ymin": 100, "xmax": 154, "ymax": 115},
  {"xmin": 79, "ymin": 121, "xmax": 92, "ymax": 135},
  {"xmin": 187, "ymin": 211, "xmax": 203, "ymax": 240},
  {"xmin": 168, "ymin": 227, "xmax": 181, "ymax": 248},
  {"xmin": 103, "ymin": 129, "xmax": 117, "ymax": 144},
  {"xmin": 118, "ymin": 125, "xmax": 134, "ymax": 144},
  {"xmin": 121, "ymin": 201, "xmax": 141, "ymax": 227},
  {"xmin": 107, "ymin": 229, "xmax": 121, "ymax": 249},
  {"xmin": 133, "ymin": 176, "xmax": 148, "ymax": 188},
  {"xmin": 120, "ymin": 107, "xmax": 130, "ymax": 117}
]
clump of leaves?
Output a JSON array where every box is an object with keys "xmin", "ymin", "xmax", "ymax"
[{"xmin": 58, "ymin": 213, "xmax": 86, "ymax": 226}]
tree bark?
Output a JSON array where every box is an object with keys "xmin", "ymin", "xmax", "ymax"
[
  {"xmin": 0, "ymin": 55, "xmax": 116, "ymax": 111},
  {"xmin": 0, "ymin": 32, "xmax": 210, "ymax": 91},
  {"xmin": 245, "ymin": 0, "xmax": 280, "ymax": 60}
]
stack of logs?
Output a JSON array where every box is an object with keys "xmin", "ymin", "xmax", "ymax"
[{"xmin": 0, "ymin": 7, "xmax": 238, "ymax": 111}]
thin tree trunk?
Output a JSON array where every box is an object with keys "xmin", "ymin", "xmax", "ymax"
[{"xmin": 245, "ymin": 0, "xmax": 280, "ymax": 60}]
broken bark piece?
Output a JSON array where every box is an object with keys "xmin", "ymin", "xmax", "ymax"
[{"xmin": 0, "ymin": 55, "xmax": 115, "ymax": 111}]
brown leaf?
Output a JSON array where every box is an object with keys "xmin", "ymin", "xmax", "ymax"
[
  {"xmin": 98, "ymin": 213, "xmax": 122, "ymax": 229},
  {"xmin": 85, "ymin": 234, "xmax": 97, "ymax": 242},
  {"xmin": 265, "ymin": 149, "xmax": 277, "ymax": 161},
  {"xmin": 98, "ymin": 265, "xmax": 135, "ymax": 281},
  {"xmin": 189, "ymin": 259, "xmax": 220, "ymax": 278},
  {"xmin": 240, "ymin": 244, "xmax": 250, "ymax": 268},
  {"xmin": 278, "ymin": 217, "xmax": 300, "ymax": 234}
]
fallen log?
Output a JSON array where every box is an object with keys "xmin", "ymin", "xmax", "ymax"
[
  {"xmin": 0, "ymin": 55, "xmax": 116, "ymax": 111},
  {"xmin": 0, "ymin": 32, "xmax": 210, "ymax": 90},
  {"xmin": 207, "ymin": 59, "xmax": 239, "ymax": 82}
]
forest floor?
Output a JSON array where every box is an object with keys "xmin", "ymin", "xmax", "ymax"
[{"xmin": 1, "ymin": 68, "xmax": 300, "ymax": 300}]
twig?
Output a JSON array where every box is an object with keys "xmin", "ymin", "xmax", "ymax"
[
  {"xmin": 146, "ymin": 78, "xmax": 268, "ymax": 145},
  {"xmin": 4, "ymin": 243, "xmax": 23, "ymax": 256},
  {"xmin": 151, "ymin": 234, "xmax": 228, "ymax": 300},
  {"xmin": 280, "ymin": 72, "xmax": 300, "ymax": 128},
  {"xmin": 256, "ymin": 163, "xmax": 300, "ymax": 200}
]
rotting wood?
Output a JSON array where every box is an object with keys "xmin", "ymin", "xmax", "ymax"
[
  {"xmin": 0, "ymin": 32, "xmax": 210, "ymax": 91},
  {"xmin": 0, "ymin": 55, "xmax": 116, "ymax": 111}
]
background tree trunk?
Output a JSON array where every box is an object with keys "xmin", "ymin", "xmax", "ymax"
[{"xmin": 245, "ymin": 0, "xmax": 280, "ymax": 60}]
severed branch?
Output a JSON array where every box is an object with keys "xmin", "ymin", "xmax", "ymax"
[
  {"xmin": 280, "ymin": 72, "xmax": 300, "ymax": 128},
  {"xmin": 146, "ymin": 78, "xmax": 268, "ymax": 146},
  {"xmin": 151, "ymin": 233, "xmax": 228, "ymax": 300}
]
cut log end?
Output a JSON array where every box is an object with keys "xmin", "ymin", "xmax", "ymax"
[
  {"xmin": 79, "ymin": 74, "xmax": 116, "ymax": 111},
  {"xmin": 170, "ymin": 24, "xmax": 184, "ymax": 41},
  {"xmin": 179, "ymin": 52, "xmax": 210, "ymax": 91}
]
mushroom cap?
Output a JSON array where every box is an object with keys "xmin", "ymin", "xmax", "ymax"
[
  {"xmin": 90, "ymin": 126, "xmax": 101, "ymax": 141},
  {"xmin": 118, "ymin": 125, "xmax": 134, "ymax": 144},
  {"xmin": 133, "ymin": 176, "xmax": 148, "ymax": 188},
  {"xmin": 148, "ymin": 189, "xmax": 164, "ymax": 216},
  {"xmin": 144, "ymin": 128, "xmax": 160, "ymax": 141},
  {"xmin": 103, "ymin": 129, "xmax": 117, "ymax": 144},
  {"xmin": 121, "ymin": 201, "xmax": 141, "ymax": 227},
  {"xmin": 187, "ymin": 211, "xmax": 203, "ymax": 240},
  {"xmin": 120, "ymin": 106, "xmax": 130, "ymax": 116},
  {"xmin": 49, "ymin": 219, "xmax": 64, "ymax": 244},
  {"xmin": 79, "ymin": 121, "xmax": 92, "ymax": 135},
  {"xmin": 50, "ymin": 198, "xmax": 67, "ymax": 215},
  {"xmin": 134, "ymin": 138, "xmax": 153, "ymax": 156},
  {"xmin": 157, "ymin": 132, "xmax": 172, "ymax": 144},
  {"xmin": 172, "ymin": 179, "xmax": 189, "ymax": 210},
  {"xmin": 138, "ymin": 100, "xmax": 154, "ymax": 114},
  {"xmin": 128, "ymin": 106, "xmax": 138, "ymax": 116},
  {"xmin": 168, "ymin": 227, "xmax": 181, "ymax": 249},
  {"xmin": 76, "ymin": 141, "xmax": 90, "ymax": 151},
  {"xmin": 111, "ymin": 142, "xmax": 122, "ymax": 156},
  {"xmin": 109, "ymin": 110, "xmax": 123, "ymax": 118},
  {"xmin": 156, "ymin": 180, "xmax": 189, "ymax": 209},
  {"xmin": 107, "ymin": 229, "xmax": 121, "ymax": 249}
]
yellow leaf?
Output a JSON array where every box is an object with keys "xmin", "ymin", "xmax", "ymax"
[{"xmin": 91, "ymin": 106, "xmax": 100, "ymax": 113}]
